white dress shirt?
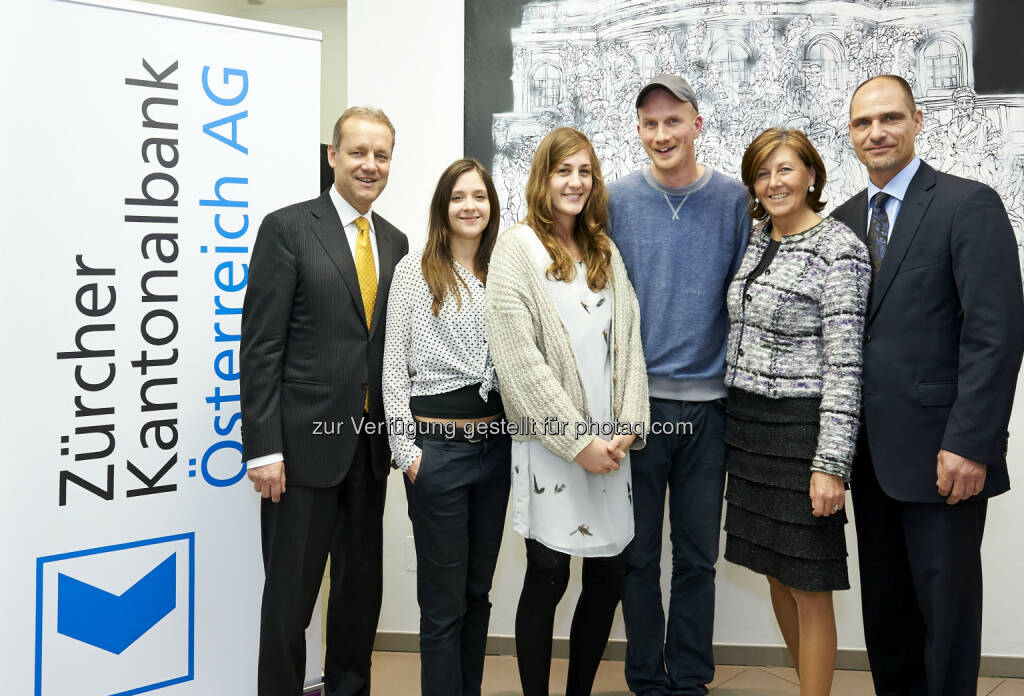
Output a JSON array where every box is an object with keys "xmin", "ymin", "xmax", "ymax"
[
  {"xmin": 247, "ymin": 185, "xmax": 381, "ymax": 471},
  {"xmin": 330, "ymin": 184, "xmax": 380, "ymax": 282}
]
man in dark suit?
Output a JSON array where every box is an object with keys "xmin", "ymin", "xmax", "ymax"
[
  {"xmin": 832, "ymin": 75, "xmax": 1024, "ymax": 696},
  {"xmin": 240, "ymin": 106, "xmax": 409, "ymax": 696}
]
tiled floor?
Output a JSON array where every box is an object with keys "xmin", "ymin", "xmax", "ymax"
[{"xmin": 368, "ymin": 651, "xmax": 1024, "ymax": 695}]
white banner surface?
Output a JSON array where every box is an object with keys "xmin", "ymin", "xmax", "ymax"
[{"xmin": 1, "ymin": 1, "xmax": 321, "ymax": 693}]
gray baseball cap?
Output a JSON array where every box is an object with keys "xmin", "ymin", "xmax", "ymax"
[{"xmin": 635, "ymin": 74, "xmax": 699, "ymax": 112}]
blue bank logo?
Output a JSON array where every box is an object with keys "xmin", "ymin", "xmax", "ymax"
[
  {"xmin": 35, "ymin": 534, "xmax": 195, "ymax": 696},
  {"xmin": 58, "ymin": 553, "xmax": 177, "ymax": 654}
]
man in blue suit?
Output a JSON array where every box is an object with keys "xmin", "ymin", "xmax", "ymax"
[{"xmin": 832, "ymin": 75, "xmax": 1024, "ymax": 696}]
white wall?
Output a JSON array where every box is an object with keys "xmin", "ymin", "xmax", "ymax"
[
  {"xmin": 134, "ymin": 0, "xmax": 239, "ymax": 14},
  {"xmin": 983, "ymin": 380, "xmax": 1024, "ymax": 657},
  {"xmin": 352, "ymin": 0, "xmax": 1024, "ymax": 658},
  {"xmin": 345, "ymin": 0, "xmax": 463, "ymax": 247},
  {"xmin": 345, "ymin": 0, "xmax": 475, "ymax": 638},
  {"xmin": 238, "ymin": 5, "xmax": 346, "ymax": 144}
]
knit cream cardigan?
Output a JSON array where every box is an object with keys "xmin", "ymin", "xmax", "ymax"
[{"xmin": 485, "ymin": 225, "xmax": 650, "ymax": 463}]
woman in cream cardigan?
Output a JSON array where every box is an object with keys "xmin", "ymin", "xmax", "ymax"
[{"xmin": 485, "ymin": 126, "xmax": 649, "ymax": 696}]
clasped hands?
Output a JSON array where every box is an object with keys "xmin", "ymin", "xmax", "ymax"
[
  {"xmin": 405, "ymin": 432, "xmax": 634, "ymax": 482},
  {"xmin": 576, "ymin": 434, "xmax": 635, "ymax": 474}
]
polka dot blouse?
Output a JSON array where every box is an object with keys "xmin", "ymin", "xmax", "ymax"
[{"xmin": 382, "ymin": 250, "xmax": 499, "ymax": 471}]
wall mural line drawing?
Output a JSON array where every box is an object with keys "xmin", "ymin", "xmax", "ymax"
[{"xmin": 471, "ymin": 0, "xmax": 1024, "ymax": 274}]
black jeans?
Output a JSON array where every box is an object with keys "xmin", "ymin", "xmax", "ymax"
[
  {"xmin": 515, "ymin": 538, "xmax": 626, "ymax": 696},
  {"xmin": 403, "ymin": 433, "xmax": 511, "ymax": 696}
]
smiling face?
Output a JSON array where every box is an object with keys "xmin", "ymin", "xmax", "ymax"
[
  {"xmin": 327, "ymin": 116, "xmax": 394, "ymax": 214},
  {"xmin": 848, "ymin": 77, "xmax": 922, "ymax": 187},
  {"xmin": 637, "ymin": 88, "xmax": 703, "ymax": 186},
  {"xmin": 447, "ymin": 169, "xmax": 491, "ymax": 243},
  {"xmin": 548, "ymin": 149, "xmax": 593, "ymax": 232},
  {"xmin": 753, "ymin": 145, "xmax": 815, "ymax": 225}
]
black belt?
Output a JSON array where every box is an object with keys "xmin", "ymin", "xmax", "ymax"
[{"xmin": 415, "ymin": 419, "xmax": 505, "ymax": 444}]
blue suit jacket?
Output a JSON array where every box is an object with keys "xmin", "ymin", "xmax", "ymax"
[{"xmin": 831, "ymin": 161, "xmax": 1024, "ymax": 502}]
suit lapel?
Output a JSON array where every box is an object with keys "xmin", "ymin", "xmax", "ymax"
[
  {"xmin": 845, "ymin": 189, "xmax": 869, "ymax": 244},
  {"xmin": 868, "ymin": 162, "xmax": 936, "ymax": 322},
  {"xmin": 310, "ymin": 191, "xmax": 369, "ymax": 329},
  {"xmin": 369, "ymin": 212, "xmax": 395, "ymax": 339}
]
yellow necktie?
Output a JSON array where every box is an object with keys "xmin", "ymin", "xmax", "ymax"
[
  {"xmin": 354, "ymin": 216, "xmax": 376, "ymax": 411},
  {"xmin": 354, "ymin": 216, "xmax": 377, "ymax": 328}
]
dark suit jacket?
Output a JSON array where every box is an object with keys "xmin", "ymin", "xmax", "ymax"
[
  {"xmin": 240, "ymin": 190, "xmax": 409, "ymax": 486},
  {"xmin": 832, "ymin": 161, "xmax": 1024, "ymax": 502}
]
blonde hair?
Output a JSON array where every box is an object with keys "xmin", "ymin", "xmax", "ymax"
[{"xmin": 331, "ymin": 106, "xmax": 396, "ymax": 151}]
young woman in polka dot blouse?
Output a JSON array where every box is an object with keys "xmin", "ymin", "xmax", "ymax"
[{"xmin": 382, "ymin": 159, "xmax": 511, "ymax": 696}]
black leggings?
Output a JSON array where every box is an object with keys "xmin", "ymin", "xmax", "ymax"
[{"xmin": 515, "ymin": 538, "xmax": 626, "ymax": 696}]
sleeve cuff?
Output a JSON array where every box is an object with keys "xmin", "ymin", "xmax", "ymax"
[
  {"xmin": 396, "ymin": 445, "xmax": 422, "ymax": 473},
  {"xmin": 810, "ymin": 459, "xmax": 850, "ymax": 483},
  {"xmin": 247, "ymin": 452, "xmax": 284, "ymax": 470}
]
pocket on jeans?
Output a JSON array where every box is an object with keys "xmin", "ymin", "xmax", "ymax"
[
  {"xmin": 410, "ymin": 437, "xmax": 427, "ymax": 488},
  {"xmin": 413, "ymin": 439, "xmax": 451, "ymax": 488}
]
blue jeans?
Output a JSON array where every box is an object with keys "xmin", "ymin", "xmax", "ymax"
[{"xmin": 622, "ymin": 398, "xmax": 726, "ymax": 696}]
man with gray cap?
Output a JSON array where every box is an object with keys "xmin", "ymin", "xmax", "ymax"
[{"xmin": 608, "ymin": 75, "xmax": 749, "ymax": 695}]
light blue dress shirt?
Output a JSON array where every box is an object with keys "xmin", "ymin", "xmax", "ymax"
[{"xmin": 865, "ymin": 156, "xmax": 922, "ymax": 240}]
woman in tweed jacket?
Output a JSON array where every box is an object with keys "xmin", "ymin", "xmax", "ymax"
[
  {"xmin": 485, "ymin": 127, "xmax": 649, "ymax": 696},
  {"xmin": 723, "ymin": 128, "xmax": 870, "ymax": 696}
]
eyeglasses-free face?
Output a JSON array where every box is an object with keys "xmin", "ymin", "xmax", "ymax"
[{"xmin": 548, "ymin": 149, "xmax": 593, "ymax": 232}]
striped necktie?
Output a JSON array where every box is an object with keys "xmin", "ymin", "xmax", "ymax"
[{"xmin": 867, "ymin": 192, "xmax": 891, "ymax": 276}]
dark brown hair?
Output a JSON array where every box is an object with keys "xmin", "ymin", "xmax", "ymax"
[
  {"xmin": 740, "ymin": 128, "xmax": 827, "ymax": 221},
  {"xmin": 422, "ymin": 159, "xmax": 501, "ymax": 316},
  {"xmin": 523, "ymin": 127, "xmax": 611, "ymax": 291}
]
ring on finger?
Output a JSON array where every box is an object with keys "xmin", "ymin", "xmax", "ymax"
[{"xmin": 831, "ymin": 504, "xmax": 839, "ymax": 514}]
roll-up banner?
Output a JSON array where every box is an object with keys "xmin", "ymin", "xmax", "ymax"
[{"xmin": 1, "ymin": 1, "xmax": 322, "ymax": 693}]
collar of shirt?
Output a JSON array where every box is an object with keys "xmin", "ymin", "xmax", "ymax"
[
  {"xmin": 329, "ymin": 184, "xmax": 375, "ymax": 233},
  {"xmin": 866, "ymin": 156, "xmax": 921, "ymax": 238},
  {"xmin": 328, "ymin": 184, "xmax": 380, "ymax": 280},
  {"xmin": 453, "ymin": 259, "xmax": 484, "ymax": 288}
]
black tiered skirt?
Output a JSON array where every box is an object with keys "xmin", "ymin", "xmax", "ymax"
[{"xmin": 723, "ymin": 387, "xmax": 849, "ymax": 592}]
